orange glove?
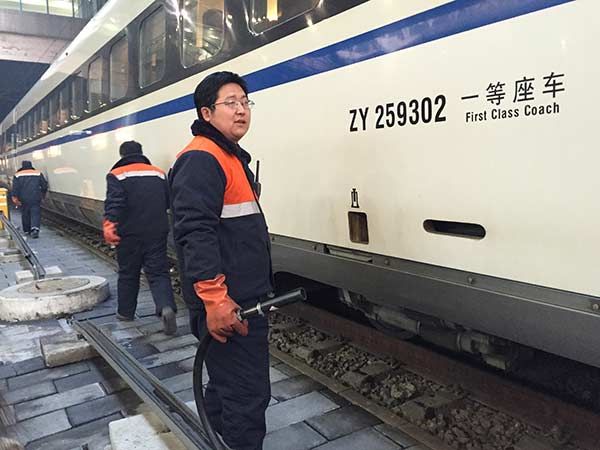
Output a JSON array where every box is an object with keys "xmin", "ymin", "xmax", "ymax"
[
  {"xmin": 194, "ymin": 274, "xmax": 248, "ymax": 343},
  {"xmin": 11, "ymin": 196, "xmax": 21, "ymax": 207},
  {"xmin": 102, "ymin": 219, "xmax": 120, "ymax": 246}
]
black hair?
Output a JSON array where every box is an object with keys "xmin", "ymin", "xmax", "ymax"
[
  {"xmin": 194, "ymin": 71, "xmax": 248, "ymax": 119},
  {"xmin": 119, "ymin": 140, "xmax": 143, "ymax": 157}
]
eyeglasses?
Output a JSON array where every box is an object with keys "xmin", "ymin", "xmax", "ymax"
[{"xmin": 212, "ymin": 99, "xmax": 255, "ymax": 110}]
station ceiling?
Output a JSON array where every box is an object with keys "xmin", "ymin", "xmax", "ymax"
[
  {"xmin": 0, "ymin": 8, "xmax": 87, "ymax": 124},
  {"xmin": 0, "ymin": 59, "xmax": 49, "ymax": 123}
]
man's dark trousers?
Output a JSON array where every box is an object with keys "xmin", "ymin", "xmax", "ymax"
[
  {"xmin": 116, "ymin": 234, "xmax": 176, "ymax": 318},
  {"xmin": 190, "ymin": 303, "xmax": 270, "ymax": 450},
  {"xmin": 21, "ymin": 202, "xmax": 40, "ymax": 233}
]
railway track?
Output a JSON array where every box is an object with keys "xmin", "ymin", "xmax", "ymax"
[
  {"xmin": 43, "ymin": 211, "xmax": 598, "ymax": 450},
  {"xmin": 269, "ymin": 305, "xmax": 597, "ymax": 450}
]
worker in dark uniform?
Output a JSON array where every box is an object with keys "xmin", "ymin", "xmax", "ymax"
[
  {"xmin": 170, "ymin": 72, "xmax": 273, "ymax": 450},
  {"xmin": 11, "ymin": 160, "xmax": 48, "ymax": 238},
  {"xmin": 103, "ymin": 141, "xmax": 177, "ymax": 335}
]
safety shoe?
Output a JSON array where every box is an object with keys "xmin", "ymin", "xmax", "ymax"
[
  {"xmin": 31, "ymin": 229, "xmax": 39, "ymax": 239},
  {"xmin": 161, "ymin": 306, "xmax": 177, "ymax": 336},
  {"xmin": 116, "ymin": 312, "xmax": 134, "ymax": 322}
]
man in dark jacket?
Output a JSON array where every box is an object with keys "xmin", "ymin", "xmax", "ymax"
[
  {"xmin": 170, "ymin": 72, "xmax": 273, "ymax": 450},
  {"xmin": 11, "ymin": 160, "xmax": 48, "ymax": 238},
  {"xmin": 104, "ymin": 141, "xmax": 177, "ymax": 335}
]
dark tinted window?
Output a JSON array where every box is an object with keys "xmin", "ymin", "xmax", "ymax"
[
  {"xmin": 49, "ymin": 93, "xmax": 59, "ymax": 130},
  {"xmin": 4, "ymin": 126, "xmax": 15, "ymax": 152},
  {"xmin": 181, "ymin": 0, "xmax": 224, "ymax": 68},
  {"xmin": 17, "ymin": 121, "xmax": 23, "ymax": 146},
  {"xmin": 140, "ymin": 7, "xmax": 166, "ymax": 88},
  {"xmin": 32, "ymin": 109, "xmax": 38, "ymax": 137},
  {"xmin": 251, "ymin": 0, "xmax": 319, "ymax": 33},
  {"xmin": 59, "ymin": 84, "xmax": 71, "ymax": 126},
  {"xmin": 71, "ymin": 71, "xmax": 87, "ymax": 119},
  {"xmin": 110, "ymin": 35, "xmax": 129, "ymax": 101},
  {"xmin": 41, "ymin": 101, "xmax": 49, "ymax": 134},
  {"xmin": 88, "ymin": 56, "xmax": 108, "ymax": 111}
]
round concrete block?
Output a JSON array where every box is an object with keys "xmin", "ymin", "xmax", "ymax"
[{"xmin": 0, "ymin": 276, "xmax": 109, "ymax": 322}]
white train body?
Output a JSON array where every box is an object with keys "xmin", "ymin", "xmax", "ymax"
[{"xmin": 2, "ymin": 0, "xmax": 598, "ymax": 367}]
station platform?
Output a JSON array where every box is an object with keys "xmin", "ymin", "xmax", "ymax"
[{"xmin": 0, "ymin": 212, "xmax": 430, "ymax": 450}]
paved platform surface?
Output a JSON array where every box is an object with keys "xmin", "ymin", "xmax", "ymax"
[{"xmin": 0, "ymin": 212, "xmax": 430, "ymax": 450}]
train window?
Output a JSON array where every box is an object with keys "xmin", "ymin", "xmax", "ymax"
[
  {"xmin": 39, "ymin": 103, "xmax": 49, "ymax": 136},
  {"xmin": 250, "ymin": 0, "xmax": 319, "ymax": 33},
  {"xmin": 59, "ymin": 83, "xmax": 71, "ymax": 126},
  {"xmin": 140, "ymin": 7, "xmax": 166, "ymax": 88},
  {"xmin": 27, "ymin": 114, "xmax": 34, "ymax": 140},
  {"xmin": 3, "ymin": 134, "xmax": 8, "ymax": 153},
  {"xmin": 181, "ymin": 0, "xmax": 224, "ymax": 68},
  {"xmin": 22, "ymin": 117, "xmax": 28, "ymax": 143},
  {"xmin": 7, "ymin": 126, "xmax": 15, "ymax": 152},
  {"xmin": 88, "ymin": 56, "xmax": 108, "ymax": 111},
  {"xmin": 71, "ymin": 71, "xmax": 87, "ymax": 119},
  {"xmin": 32, "ymin": 109, "xmax": 39, "ymax": 138},
  {"xmin": 23, "ymin": 112, "xmax": 36, "ymax": 142},
  {"xmin": 16, "ymin": 122, "xmax": 22, "ymax": 146},
  {"xmin": 110, "ymin": 35, "xmax": 129, "ymax": 101},
  {"xmin": 4, "ymin": 126, "xmax": 14, "ymax": 152},
  {"xmin": 49, "ymin": 93, "xmax": 59, "ymax": 131},
  {"xmin": 35, "ymin": 106, "xmax": 40, "ymax": 136}
]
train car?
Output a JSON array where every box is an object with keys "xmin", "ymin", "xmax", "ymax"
[{"xmin": 1, "ymin": 0, "xmax": 597, "ymax": 369}]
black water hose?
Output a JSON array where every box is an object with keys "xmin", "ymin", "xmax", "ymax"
[{"xmin": 193, "ymin": 288, "xmax": 307, "ymax": 450}]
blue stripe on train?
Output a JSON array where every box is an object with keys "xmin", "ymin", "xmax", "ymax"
[{"xmin": 15, "ymin": 0, "xmax": 573, "ymax": 157}]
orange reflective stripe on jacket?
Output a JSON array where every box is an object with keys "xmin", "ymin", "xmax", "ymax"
[
  {"xmin": 177, "ymin": 136, "xmax": 259, "ymax": 219},
  {"xmin": 110, "ymin": 163, "xmax": 166, "ymax": 181},
  {"xmin": 15, "ymin": 170, "xmax": 41, "ymax": 177}
]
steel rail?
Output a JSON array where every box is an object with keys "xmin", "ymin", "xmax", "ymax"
[
  {"xmin": 72, "ymin": 320, "xmax": 213, "ymax": 450},
  {"xmin": 0, "ymin": 213, "xmax": 46, "ymax": 279}
]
